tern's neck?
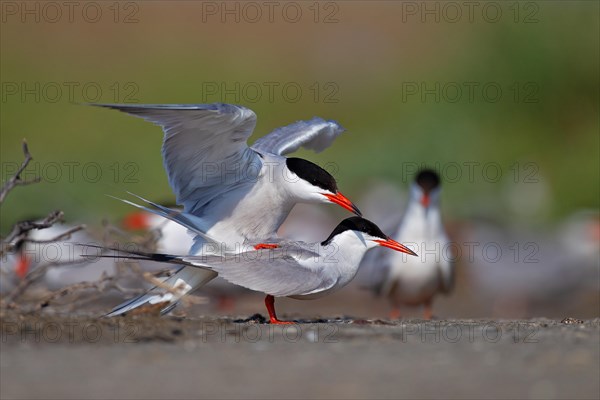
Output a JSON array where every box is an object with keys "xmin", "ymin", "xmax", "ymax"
[
  {"xmin": 398, "ymin": 197, "xmax": 444, "ymax": 240},
  {"xmin": 322, "ymin": 231, "xmax": 373, "ymax": 275},
  {"xmin": 201, "ymin": 156, "xmax": 296, "ymax": 243}
]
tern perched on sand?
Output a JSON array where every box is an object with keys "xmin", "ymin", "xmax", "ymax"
[
  {"xmin": 93, "ymin": 103, "xmax": 362, "ymax": 316},
  {"xmin": 95, "ymin": 217, "xmax": 416, "ymax": 323},
  {"xmin": 363, "ymin": 169, "xmax": 454, "ymax": 319}
]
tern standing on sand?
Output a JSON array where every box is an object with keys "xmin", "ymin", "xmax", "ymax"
[{"xmin": 367, "ymin": 169, "xmax": 454, "ymax": 319}]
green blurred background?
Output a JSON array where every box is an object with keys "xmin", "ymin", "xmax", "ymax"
[{"xmin": 1, "ymin": 1, "xmax": 598, "ymax": 229}]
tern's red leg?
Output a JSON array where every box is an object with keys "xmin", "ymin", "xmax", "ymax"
[
  {"xmin": 254, "ymin": 243, "xmax": 279, "ymax": 250},
  {"xmin": 217, "ymin": 295, "xmax": 235, "ymax": 313},
  {"xmin": 389, "ymin": 307, "xmax": 402, "ymax": 320},
  {"xmin": 389, "ymin": 292, "xmax": 402, "ymax": 320},
  {"xmin": 264, "ymin": 295, "xmax": 294, "ymax": 324},
  {"xmin": 423, "ymin": 301, "xmax": 433, "ymax": 320}
]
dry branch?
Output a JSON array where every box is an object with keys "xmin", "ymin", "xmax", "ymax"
[
  {"xmin": 0, "ymin": 210, "xmax": 65, "ymax": 257},
  {"xmin": 0, "ymin": 140, "xmax": 41, "ymax": 204},
  {"xmin": 23, "ymin": 224, "xmax": 86, "ymax": 244},
  {"xmin": 0, "ymin": 142, "xmax": 199, "ymax": 313}
]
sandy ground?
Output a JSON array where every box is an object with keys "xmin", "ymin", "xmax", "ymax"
[
  {"xmin": 1, "ymin": 273, "xmax": 598, "ymax": 400},
  {"xmin": 1, "ymin": 308, "xmax": 599, "ymax": 400}
]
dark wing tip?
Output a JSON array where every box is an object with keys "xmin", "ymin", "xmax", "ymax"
[{"xmin": 88, "ymin": 103, "xmax": 254, "ymax": 117}]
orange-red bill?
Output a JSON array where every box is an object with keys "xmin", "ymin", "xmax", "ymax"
[
  {"xmin": 420, "ymin": 194, "xmax": 430, "ymax": 208},
  {"xmin": 374, "ymin": 238, "xmax": 418, "ymax": 256},
  {"xmin": 323, "ymin": 192, "xmax": 362, "ymax": 216}
]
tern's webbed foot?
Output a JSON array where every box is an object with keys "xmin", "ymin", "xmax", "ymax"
[
  {"xmin": 264, "ymin": 295, "xmax": 295, "ymax": 324},
  {"xmin": 269, "ymin": 318, "xmax": 296, "ymax": 325}
]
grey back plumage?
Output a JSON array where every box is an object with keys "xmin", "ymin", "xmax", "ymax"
[{"xmin": 181, "ymin": 242, "xmax": 337, "ymax": 297}]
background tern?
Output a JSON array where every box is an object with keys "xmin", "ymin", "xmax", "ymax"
[
  {"xmin": 1, "ymin": 220, "xmax": 117, "ymax": 294},
  {"xmin": 93, "ymin": 103, "xmax": 362, "ymax": 316},
  {"xmin": 122, "ymin": 209, "xmax": 195, "ymax": 255},
  {"xmin": 96, "ymin": 217, "xmax": 417, "ymax": 324},
  {"xmin": 361, "ymin": 169, "xmax": 454, "ymax": 319}
]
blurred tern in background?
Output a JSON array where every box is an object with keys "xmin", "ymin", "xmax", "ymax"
[
  {"xmin": 361, "ymin": 169, "xmax": 454, "ymax": 319},
  {"xmin": 99, "ymin": 217, "xmax": 416, "ymax": 324},
  {"xmin": 122, "ymin": 209, "xmax": 194, "ymax": 255},
  {"xmin": 1, "ymin": 221, "xmax": 115, "ymax": 293},
  {"xmin": 1, "ymin": 237, "xmax": 31, "ymax": 294},
  {"xmin": 464, "ymin": 210, "xmax": 599, "ymax": 317},
  {"xmin": 93, "ymin": 103, "xmax": 362, "ymax": 316}
]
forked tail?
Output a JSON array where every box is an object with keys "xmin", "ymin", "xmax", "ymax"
[
  {"xmin": 98, "ymin": 193, "xmax": 221, "ymax": 316},
  {"xmin": 106, "ymin": 266, "xmax": 217, "ymax": 316}
]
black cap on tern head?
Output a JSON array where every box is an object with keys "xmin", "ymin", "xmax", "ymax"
[
  {"xmin": 286, "ymin": 157, "xmax": 338, "ymax": 193},
  {"xmin": 321, "ymin": 216, "xmax": 387, "ymax": 245},
  {"xmin": 416, "ymin": 169, "xmax": 440, "ymax": 193}
]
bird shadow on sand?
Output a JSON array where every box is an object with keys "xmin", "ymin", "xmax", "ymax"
[
  {"xmin": 232, "ymin": 313, "xmax": 358, "ymax": 324},
  {"xmin": 231, "ymin": 314, "xmax": 405, "ymax": 325}
]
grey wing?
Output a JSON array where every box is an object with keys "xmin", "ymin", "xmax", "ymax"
[
  {"xmin": 357, "ymin": 247, "xmax": 393, "ymax": 295},
  {"xmin": 252, "ymin": 117, "xmax": 345, "ymax": 156},
  {"xmin": 438, "ymin": 235, "xmax": 455, "ymax": 293},
  {"xmin": 181, "ymin": 244, "xmax": 336, "ymax": 297},
  {"xmin": 355, "ymin": 183, "xmax": 404, "ymax": 293},
  {"xmin": 92, "ymin": 103, "xmax": 261, "ymax": 215}
]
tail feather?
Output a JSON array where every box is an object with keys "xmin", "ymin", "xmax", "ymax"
[
  {"xmin": 102, "ymin": 191, "xmax": 222, "ymax": 316},
  {"xmin": 106, "ymin": 192, "xmax": 217, "ymax": 245},
  {"xmin": 105, "ymin": 266, "xmax": 217, "ymax": 316}
]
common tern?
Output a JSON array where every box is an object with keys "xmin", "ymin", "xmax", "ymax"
[
  {"xmin": 93, "ymin": 103, "xmax": 362, "ymax": 316},
  {"xmin": 94, "ymin": 217, "xmax": 417, "ymax": 323},
  {"xmin": 363, "ymin": 169, "xmax": 454, "ymax": 319},
  {"xmin": 1, "ymin": 237, "xmax": 29, "ymax": 294},
  {"xmin": 0, "ymin": 221, "xmax": 115, "ymax": 293}
]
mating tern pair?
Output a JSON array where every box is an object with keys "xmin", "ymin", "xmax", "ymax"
[{"xmin": 94, "ymin": 103, "xmax": 414, "ymax": 321}]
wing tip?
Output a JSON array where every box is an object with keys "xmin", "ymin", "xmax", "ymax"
[
  {"xmin": 87, "ymin": 102, "xmax": 251, "ymax": 111},
  {"xmin": 327, "ymin": 119, "xmax": 346, "ymax": 134},
  {"xmin": 86, "ymin": 103, "xmax": 140, "ymax": 112},
  {"xmin": 308, "ymin": 117, "xmax": 345, "ymax": 134}
]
